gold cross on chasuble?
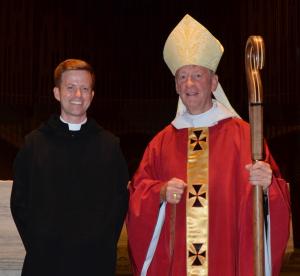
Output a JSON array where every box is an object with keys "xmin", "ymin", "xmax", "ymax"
[{"xmin": 186, "ymin": 128, "xmax": 209, "ymax": 276}]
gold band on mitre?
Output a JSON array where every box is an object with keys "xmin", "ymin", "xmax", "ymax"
[{"xmin": 163, "ymin": 14, "xmax": 224, "ymax": 75}]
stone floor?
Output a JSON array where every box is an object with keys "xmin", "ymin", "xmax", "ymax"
[{"xmin": 1, "ymin": 181, "xmax": 299, "ymax": 276}]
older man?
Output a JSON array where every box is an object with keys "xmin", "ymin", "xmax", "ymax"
[{"xmin": 127, "ymin": 15, "xmax": 290, "ymax": 276}]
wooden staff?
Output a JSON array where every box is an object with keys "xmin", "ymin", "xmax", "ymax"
[{"xmin": 245, "ymin": 36, "xmax": 265, "ymax": 276}]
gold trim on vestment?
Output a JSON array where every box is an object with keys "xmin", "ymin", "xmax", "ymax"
[{"xmin": 186, "ymin": 128, "xmax": 209, "ymax": 276}]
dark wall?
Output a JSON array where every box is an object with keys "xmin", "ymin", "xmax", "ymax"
[{"xmin": 0, "ymin": 0, "xmax": 299, "ymax": 246}]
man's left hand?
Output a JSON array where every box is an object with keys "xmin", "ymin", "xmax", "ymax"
[{"xmin": 245, "ymin": 161, "xmax": 272, "ymax": 191}]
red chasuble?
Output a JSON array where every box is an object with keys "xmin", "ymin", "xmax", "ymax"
[{"xmin": 126, "ymin": 118, "xmax": 290, "ymax": 276}]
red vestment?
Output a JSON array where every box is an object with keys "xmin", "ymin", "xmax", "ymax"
[{"xmin": 127, "ymin": 118, "xmax": 290, "ymax": 276}]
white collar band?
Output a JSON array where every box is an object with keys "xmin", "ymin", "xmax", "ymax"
[
  {"xmin": 171, "ymin": 100, "xmax": 237, "ymax": 129},
  {"xmin": 60, "ymin": 116, "xmax": 87, "ymax": 131}
]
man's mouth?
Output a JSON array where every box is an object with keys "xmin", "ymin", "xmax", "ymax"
[
  {"xmin": 186, "ymin": 92, "xmax": 199, "ymax": 96},
  {"xmin": 70, "ymin": 101, "xmax": 82, "ymax": 105}
]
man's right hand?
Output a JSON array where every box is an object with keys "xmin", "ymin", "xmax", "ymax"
[{"xmin": 160, "ymin": 177, "xmax": 187, "ymax": 204}]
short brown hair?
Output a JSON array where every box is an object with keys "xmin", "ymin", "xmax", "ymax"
[{"xmin": 54, "ymin": 59, "xmax": 95, "ymax": 89}]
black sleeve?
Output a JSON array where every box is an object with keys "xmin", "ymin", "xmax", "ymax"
[
  {"xmin": 10, "ymin": 141, "xmax": 30, "ymax": 251},
  {"xmin": 112, "ymin": 140, "xmax": 129, "ymax": 244}
]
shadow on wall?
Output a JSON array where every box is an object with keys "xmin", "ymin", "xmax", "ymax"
[
  {"xmin": 119, "ymin": 132, "xmax": 153, "ymax": 179},
  {"xmin": 0, "ymin": 139, "xmax": 18, "ymax": 180},
  {"xmin": 269, "ymin": 129, "xmax": 300, "ymax": 248}
]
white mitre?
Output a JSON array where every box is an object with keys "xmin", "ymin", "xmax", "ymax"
[
  {"xmin": 163, "ymin": 14, "xmax": 240, "ymax": 127},
  {"xmin": 163, "ymin": 14, "xmax": 223, "ymax": 74}
]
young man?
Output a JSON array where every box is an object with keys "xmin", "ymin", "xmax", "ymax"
[
  {"xmin": 11, "ymin": 59, "xmax": 129, "ymax": 276},
  {"xmin": 127, "ymin": 15, "xmax": 290, "ymax": 276}
]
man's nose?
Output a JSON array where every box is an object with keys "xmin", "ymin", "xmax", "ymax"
[
  {"xmin": 186, "ymin": 76, "xmax": 194, "ymax": 86},
  {"xmin": 75, "ymin": 88, "xmax": 82, "ymax": 97}
]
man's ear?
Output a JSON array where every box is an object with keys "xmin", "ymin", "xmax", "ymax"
[
  {"xmin": 175, "ymin": 79, "xmax": 180, "ymax": 95},
  {"xmin": 53, "ymin": 87, "xmax": 61, "ymax": 102},
  {"xmin": 211, "ymin": 74, "xmax": 219, "ymax": 92}
]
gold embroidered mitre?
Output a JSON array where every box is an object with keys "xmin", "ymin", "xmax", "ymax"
[{"xmin": 163, "ymin": 14, "xmax": 224, "ymax": 75}]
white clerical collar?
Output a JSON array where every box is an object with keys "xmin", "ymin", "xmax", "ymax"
[
  {"xmin": 171, "ymin": 100, "xmax": 237, "ymax": 129},
  {"xmin": 60, "ymin": 116, "xmax": 87, "ymax": 131}
]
